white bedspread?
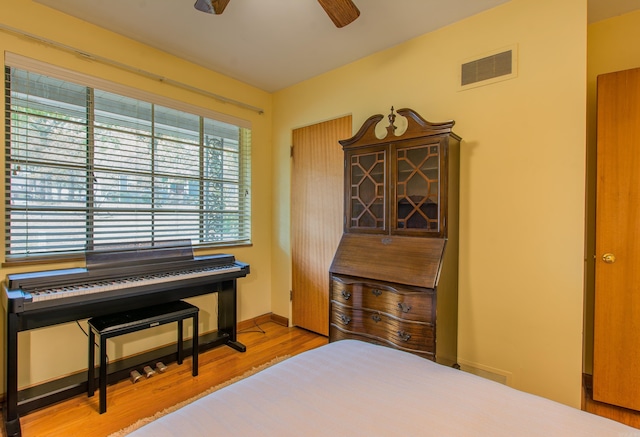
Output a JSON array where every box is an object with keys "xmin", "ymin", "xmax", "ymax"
[{"xmin": 128, "ymin": 340, "xmax": 638, "ymax": 436}]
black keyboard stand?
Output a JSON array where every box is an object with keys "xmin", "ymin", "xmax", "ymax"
[{"xmin": 3, "ymin": 268, "xmax": 248, "ymax": 437}]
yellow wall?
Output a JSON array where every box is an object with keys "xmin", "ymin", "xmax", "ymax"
[
  {"xmin": 0, "ymin": 0, "xmax": 273, "ymax": 387},
  {"xmin": 273, "ymin": 0, "xmax": 587, "ymax": 407},
  {"xmin": 583, "ymin": 9, "xmax": 640, "ymax": 374}
]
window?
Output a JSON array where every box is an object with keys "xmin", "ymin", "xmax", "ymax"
[{"xmin": 4, "ymin": 66, "xmax": 251, "ymax": 260}]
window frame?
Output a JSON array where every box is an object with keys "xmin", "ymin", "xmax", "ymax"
[{"xmin": 4, "ymin": 56, "xmax": 252, "ymax": 263}]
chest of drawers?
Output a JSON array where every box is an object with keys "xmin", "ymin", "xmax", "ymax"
[{"xmin": 330, "ymin": 274, "xmax": 435, "ymax": 358}]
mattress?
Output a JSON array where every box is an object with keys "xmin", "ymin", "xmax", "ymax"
[{"xmin": 128, "ymin": 339, "xmax": 637, "ymax": 436}]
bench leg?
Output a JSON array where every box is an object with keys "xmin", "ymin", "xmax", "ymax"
[
  {"xmin": 99, "ymin": 335, "xmax": 108, "ymax": 414},
  {"xmin": 177, "ymin": 320, "xmax": 184, "ymax": 365},
  {"xmin": 192, "ymin": 313, "xmax": 199, "ymax": 377},
  {"xmin": 88, "ymin": 328, "xmax": 95, "ymax": 397}
]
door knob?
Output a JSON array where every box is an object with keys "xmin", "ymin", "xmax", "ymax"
[{"xmin": 602, "ymin": 253, "xmax": 616, "ymax": 264}]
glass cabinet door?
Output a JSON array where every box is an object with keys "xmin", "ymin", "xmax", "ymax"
[
  {"xmin": 347, "ymin": 148, "xmax": 386, "ymax": 232},
  {"xmin": 393, "ymin": 140, "xmax": 442, "ymax": 234}
]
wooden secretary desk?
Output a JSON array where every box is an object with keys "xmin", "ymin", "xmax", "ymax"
[{"xmin": 329, "ymin": 107, "xmax": 460, "ymax": 366}]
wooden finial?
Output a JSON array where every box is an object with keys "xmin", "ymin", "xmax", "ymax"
[{"xmin": 386, "ymin": 106, "xmax": 397, "ymax": 137}]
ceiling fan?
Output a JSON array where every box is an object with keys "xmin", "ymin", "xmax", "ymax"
[{"xmin": 193, "ymin": 0, "xmax": 360, "ymax": 28}]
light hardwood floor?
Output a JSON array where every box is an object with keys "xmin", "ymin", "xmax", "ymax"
[
  {"xmin": 8, "ymin": 322, "xmax": 639, "ymax": 436},
  {"xmin": 15, "ymin": 321, "xmax": 327, "ymax": 437}
]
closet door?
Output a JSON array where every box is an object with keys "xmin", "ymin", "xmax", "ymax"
[
  {"xmin": 291, "ymin": 116, "xmax": 351, "ymax": 335},
  {"xmin": 594, "ymin": 67, "xmax": 640, "ymax": 411}
]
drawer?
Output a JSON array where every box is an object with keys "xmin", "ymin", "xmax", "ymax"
[
  {"xmin": 331, "ymin": 275, "xmax": 434, "ymax": 322},
  {"xmin": 331, "ymin": 302, "xmax": 434, "ymax": 352},
  {"xmin": 330, "ymin": 324, "xmax": 435, "ymax": 360}
]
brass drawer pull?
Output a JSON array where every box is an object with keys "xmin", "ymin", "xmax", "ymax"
[
  {"xmin": 398, "ymin": 302, "xmax": 412, "ymax": 313},
  {"xmin": 339, "ymin": 314, "xmax": 351, "ymax": 325},
  {"xmin": 397, "ymin": 330, "xmax": 411, "ymax": 342},
  {"xmin": 371, "ymin": 289, "xmax": 382, "ymax": 296},
  {"xmin": 372, "ymin": 314, "xmax": 381, "ymax": 323},
  {"xmin": 341, "ymin": 290, "xmax": 351, "ymax": 300}
]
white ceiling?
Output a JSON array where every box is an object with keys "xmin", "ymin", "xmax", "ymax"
[{"xmin": 34, "ymin": 0, "xmax": 640, "ymax": 93}]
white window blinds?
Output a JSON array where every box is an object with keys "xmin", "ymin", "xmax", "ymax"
[{"xmin": 4, "ymin": 66, "xmax": 252, "ymax": 260}]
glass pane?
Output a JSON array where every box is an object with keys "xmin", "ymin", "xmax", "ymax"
[
  {"xmin": 396, "ymin": 144, "xmax": 439, "ymax": 230},
  {"xmin": 95, "ymin": 131, "xmax": 152, "ymax": 173},
  {"xmin": 10, "ymin": 115, "xmax": 87, "ymax": 166},
  {"xmin": 10, "ymin": 69, "xmax": 87, "ymax": 123},
  {"xmin": 95, "ymin": 90, "xmax": 152, "ymax": 135},
  {"xmin": 93, "ymin": 211, "xmax": 155, "ymax": 245},
  {"xmin": 155, "ymin": 105, "xmax": 200, "ymax": 180},
  {"xmin": 349, "ymin": 151, "xmax": 385, "ymax": 229},
  {"xmin": 94, "ymin": 171, "xmax": 152, "ymax": 207},
  {"xmin": 8, "ymin": 210, "xmax": 87, "ymax": 254}
]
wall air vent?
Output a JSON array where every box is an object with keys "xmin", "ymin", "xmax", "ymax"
[{"xmin": 459, "ymin": 45, "xmax": 518, "ymax": 90}]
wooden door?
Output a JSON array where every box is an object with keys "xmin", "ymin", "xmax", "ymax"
[
  {"xmin": 291, "ymin": 116, "xmax": 351, "ymax": 335},
  {"xmin": 594, "ymin": 67, "xmax": 640, "ymax": 411}
]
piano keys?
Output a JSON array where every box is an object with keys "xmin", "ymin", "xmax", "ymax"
[
  {"xmin": 14, "ymin": 262, "xmax": 240, "ymax": 303},
  {"xmin": 2, "ymin": 240, "xmax": 250, "ymax": 437},
  {"xmin": 6, "ymin": 253, "xmax": 245, "ymax": 314}
]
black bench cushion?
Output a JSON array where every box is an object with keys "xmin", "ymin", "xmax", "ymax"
[{"xmin": 88, "ymin": 301, "xmax": 198, "ymax": 335}]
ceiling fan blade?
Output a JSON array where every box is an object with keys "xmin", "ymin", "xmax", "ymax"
[
  {"xmin": 317, "ymin": 0, "xmax": 360, "ymax": 28},
  {"xmin": 212, "ymin": 0, "xmax": 230, "ymax": 14},
  {"xmin": 194, "ymin": 0, "xmax": 230, "ymax": 15}
]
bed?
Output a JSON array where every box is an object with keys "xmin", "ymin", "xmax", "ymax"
[{"xmin": 127, "ymin": 340, "xmax": 637, "ymax": 436}]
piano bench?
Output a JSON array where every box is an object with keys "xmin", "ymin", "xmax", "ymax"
[{"xmin": 87, "ymin": 300, "xmax": 199, "ymax": 414}]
